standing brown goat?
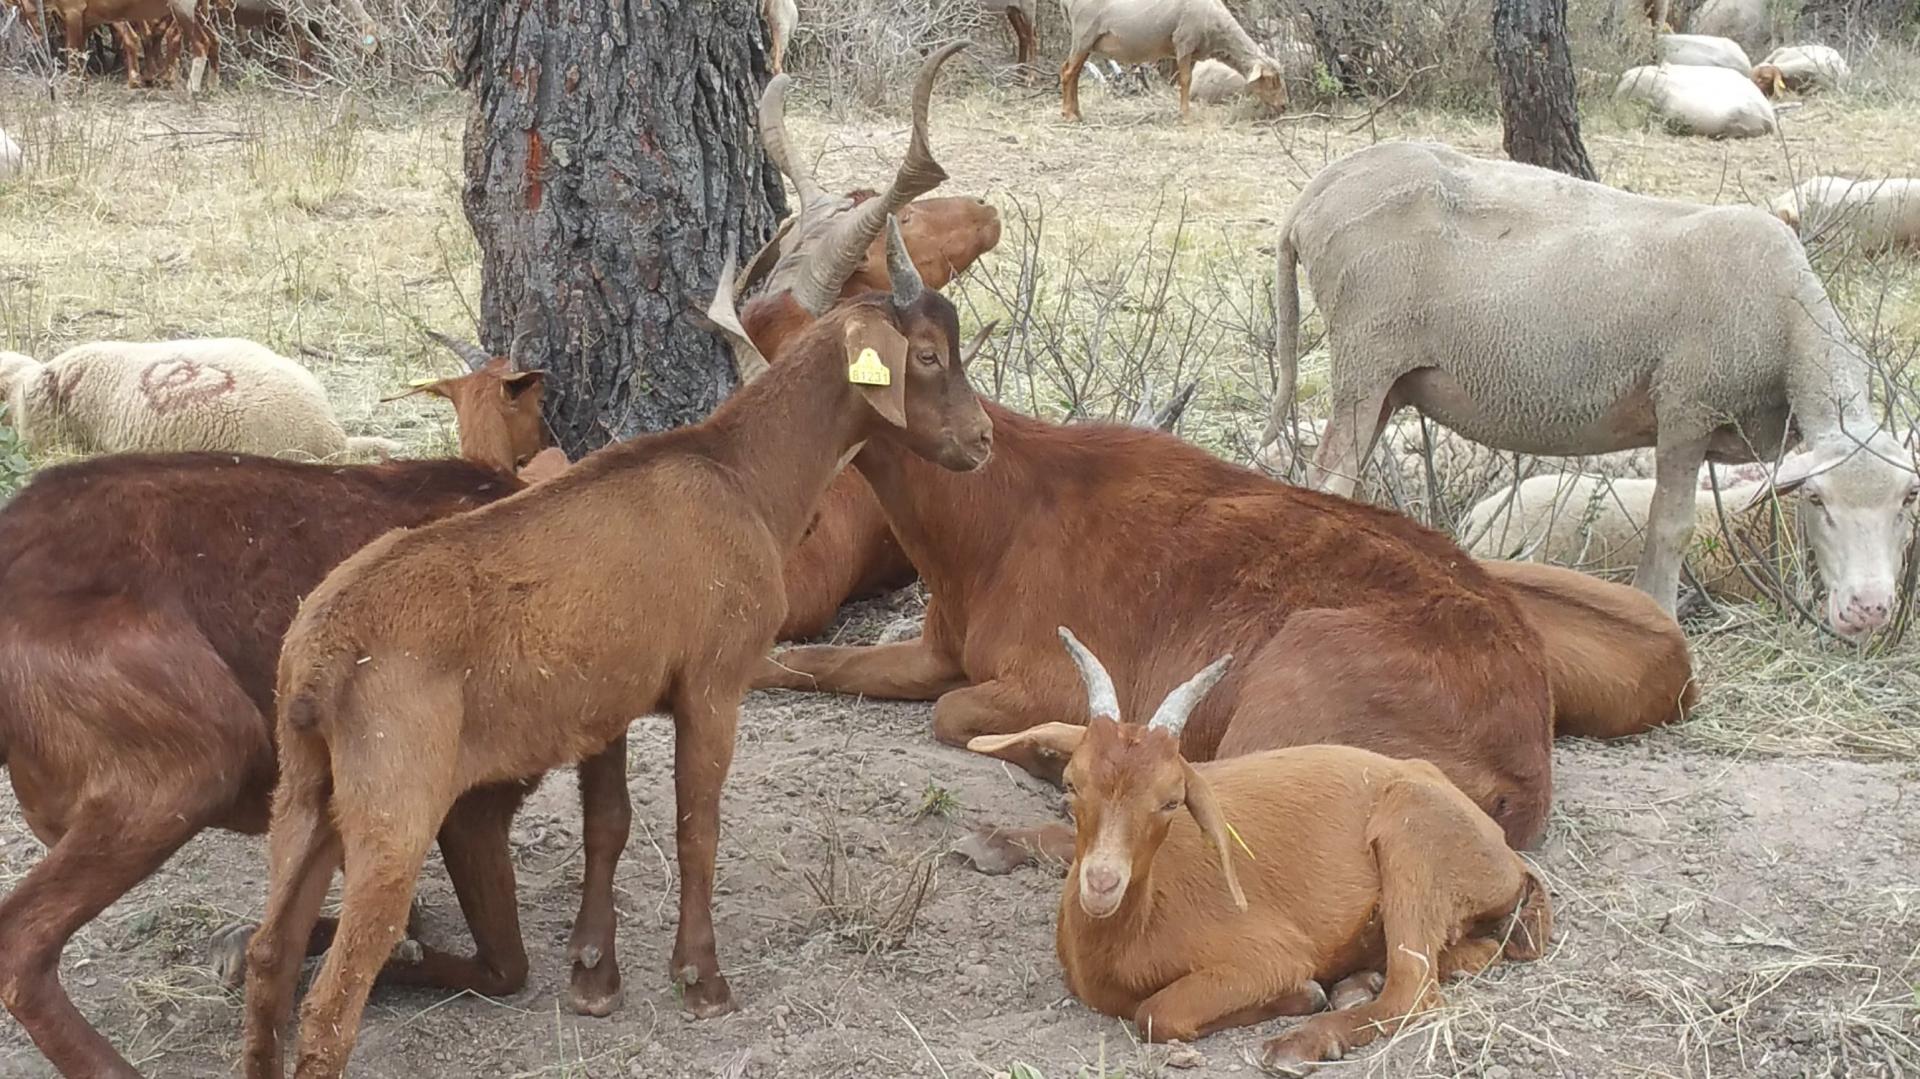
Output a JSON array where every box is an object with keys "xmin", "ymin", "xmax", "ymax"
[
  {"xmin": 758, "ymin": 401, "xmax": 1693, "ymax": 850},
  {"xmin": 238, "ymin": 231, "xmax": 995, "ymax": 1079},
  {"xmin": 970, "ymin": 629, "xmax": 1550, "ymax": 1072},
  {"xmin": 0, "ymin": 339, "xmax": 603, "ymax": 1079}
]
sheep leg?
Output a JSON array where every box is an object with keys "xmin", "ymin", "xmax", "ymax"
[
  {"xmin": 1134, "ymin": 967, "xmax": 1327, "ymax": 1043},
  {"xmin": 666, "ymin": 682, "xmax": 741, "ymax": 1019},
  {"xmin": 755, "ymin": 637, "xmax": 966, "ymax": 697},
  {"xmin": 1007, "ymin": 7, "xmax": 1036, "ymax": 74},
  {"xmin": 0, "ymin": 800, "xmax": 205, "ymax": 1079},
  {"xmin": 567, "ymin": 736, "xmax": 631, "ymax": 1017},
  {"xmin": 1309, "ymin": 384, "xmax": 1393, "ymax": 499},
  {"xmin": 1175, "ymin": 54, "xmax": 1194, "ymax": 120},
  {"xmin": 241, "ymin": 735, "xmax": 346, "ymax": 1079},
  {"xmin": 1060, "ymin": 48, "xmax": 1092, "ymax": 121},
  {"xmin": 1632, "ymin": 438, "xmax": 1708, "ymax": 616}
]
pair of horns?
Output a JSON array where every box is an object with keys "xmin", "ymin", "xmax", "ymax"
[
  {"xmin": 422, "ymin": 327, "xmax": 534, "ymax": 374},
  {"xmin": 758, "ymin": 40, "xmax": 968, "ymax": 316},
  {"xmin": 1056, "ymin": 627, "xmax": 1231, "ymax": 737}
]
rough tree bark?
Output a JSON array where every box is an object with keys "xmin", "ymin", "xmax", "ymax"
[
  {"xmin": 1494, "ymin": 0, "xmax": 1598, "ymax": 182},
  {"xmin": 453, "ymin": 0, "xmax": 788, "ymax": 454}
]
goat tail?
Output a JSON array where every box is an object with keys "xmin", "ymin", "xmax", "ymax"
[
  {"xmin": 1504, "ymin": 865, "xmax": 1553, "ymax": 962},
  {"xmin": 281, "ymin": 649, "xmax": 353, "ymax": 733},
  {"xmin": 1257, "ymin": 227, "xmax": 1301, "ymax": 452}
]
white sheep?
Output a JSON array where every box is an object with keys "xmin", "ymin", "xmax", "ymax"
[
  {"xmin": 1770, "ymin": 176, "xmax": 1920, "ymax": 254},
  {"xmin": 0, "ymin": 128, "xmax": 21, "ymax": 181},
  {"xmin": 1261, "ymin": 141, "xmax": 1913, "ymax": 631},
  {"xmin": 1466, "ymin": 456, "xmax": 1918, "ymax": 636},
  {"xmin": 1654, "ymin": 33, "xmax": 1751, "ymax": 72},
  {"xmin": 1188, "ymin": 42, "xmax": 1312, "ymax": 106},
  {"xmin": 1756, "ymin": 44, "xmax": 1848, "ymax": 93},
  {"xmin": 1688, "ymin": 0, "xmax": 1768, "ymax": 53},
  {"xmin": 1058, "ymin": 0, "xmax": 1288, "ymax": 121},
  {"xmin": 0, "ymin": 339, "xmax": 400, "ymax": 460},
  {"xmin": 1616, "ymin": 63, "xmax": 1775, "ymax": 138}
]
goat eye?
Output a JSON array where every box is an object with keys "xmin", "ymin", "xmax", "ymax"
[
  {"xmin": 915, "ymin": 350, "xmax": 941, "ymax": 368},
  {"xmin": 1159, "ymin": 799, "xmax": 1181, "ymax": 813}
]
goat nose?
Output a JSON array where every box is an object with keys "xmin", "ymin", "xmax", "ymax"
[{"xmin": 1085, "ymin": 866, "xmax": 1121, "ymax": 895}]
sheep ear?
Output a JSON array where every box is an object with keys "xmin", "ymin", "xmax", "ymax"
[
  {"xmin": 1742, "ymin": 449, "xmax": 1838, "ymax": 511},
  {"xmin": 966, "ymin": 722, "xmax": 1087, "ymax": 761},
  {"xmin": 1181, "ymin": 759, "xmax": 1248, "ymax": 913}
]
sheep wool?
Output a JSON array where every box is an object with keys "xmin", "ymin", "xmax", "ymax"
[{"xmin": 4, "ymin": 339, "xmax": 398, "ymax": 460}]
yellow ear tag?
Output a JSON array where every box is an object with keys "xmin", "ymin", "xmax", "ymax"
[
  {"xmin": 1223, "ymin": 819, "xmax": 1256, "ymax": 862},
  {"xmin": 847, "ymin": 347, "xmax": 891, "ymax": 387},
  {"xmin": 406, "ymin": 376, "xmax": 440, "ymax": 387}
]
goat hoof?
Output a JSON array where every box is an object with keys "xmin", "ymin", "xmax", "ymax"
[
  {"xmin": 390, "ymin": 938, "xmax": 424, "ymax": 964},
  {"xmin": 675, "ymin": 967, "xmax": 736, "ymax": 1019},
  {"xmin": 951, "ymin": 829, "xmax": 1033, "ymax": 875},
  {"xmin": 569, "ymin": 982, "xmax": 624, "ymax": 1018},
  {"xmin": 1257, "ymin": 1043, "xmax": 1318, "ymax": 1076},
  {"xmin": 1328, "ymin": 970, "xmax": 1384, "ymax": 1010},
  {"xmin": 208, "ymin": 921, "xmax": 256, "ymax": 989}
]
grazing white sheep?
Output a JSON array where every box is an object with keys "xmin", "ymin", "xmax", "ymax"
[
  {"xmin": 1261, "ymin": 141, "xmax": 1914, "ymax": 628},
  {"xmin": 1058, "ymin": 0, "xmax": 1289, "ymax": 121},
  {"xmin": 1770, "ymin": 176, "xmax": 1920, "ymax": 254},
  {"xmin": 1616, "ymin": 63, "xmax": 1775, "ymax": 138},
  {"xmin": 0, "ymin": 128, "xmax": 21, "ymax": 181},
  {"xmin": 1466, "ymin": 457, "xmax": 1918, "ymax": 636},
  {"xmin": 1689, "ymin": 0, "xmax": 1768, "ymax": 53},
  {"xmin": 1654, "ymin": 33, "xmax": 1751, "ymax": 72},
  {"xmin": 0, "ymin": 339, "xmax": 400, "ymax": 460},
  {"xmin": 1757, "ymin": 44, "xmax": 1849, "ymax": 93}
]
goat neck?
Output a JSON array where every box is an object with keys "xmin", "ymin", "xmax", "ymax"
[{"xmin": 854, "ymin": 397, "xmax": 1028, "ymax": 588}]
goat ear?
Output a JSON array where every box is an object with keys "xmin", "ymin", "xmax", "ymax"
[
  {"xmin": 1181, "ymin": 759, "xmax": 1248, "ymax": 913},
  {"xmin": 516, "ymin": 446, "xmax": 570, "ymax": 484},
  {"xmin": 842, "ymin": 309, "xmax": 909, "ymax": 428},
  {"xmin": 501, "ymin": 371, "xmax": 545, "ymax": 400},
  {"xmin": 966, "ymin": 722, "xmax": 1087, "ymax": 760},
  {"xmin": 380, "ymin": 377, "xmax": 457, "ymax": 404}
]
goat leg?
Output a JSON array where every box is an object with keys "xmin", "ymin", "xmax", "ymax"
[
  {"xmin": 952, "ymin": 821, "xmax": 1074, "ymax": 875},
  {"xmin": 1134, "ymin": 966, "xmax": 1327, "ymax": 1044},
  {"xmin": 754, "ymin": 637, "xmax": 965, "ymax": 697},
  {"xmin": 568, "ymin": 736, "xmax": 632, "ymax": 1017},
  {"xmin": 0, "ymin": 802, "xmax": 202, "ymax": 1079},
  {"xmin": 666, "ymin": 685, "xmax": 740, "ymax": 1019}
]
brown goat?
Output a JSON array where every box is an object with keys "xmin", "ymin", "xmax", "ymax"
[
  {"xmin": 0, "ymin": 340, "xmax": 595, "ymax": 1079},
  {"xmin": 759, "ymin": 401, "xmax": 1569, "ymax": 848},
  {"xmin": 971, "ymin": 630, "xmax": 1550, "ymax": 1072},
  {"xmin": 738, "ymin": 44, "xmax": 1001, "ymax": 366},
  {"xmin": 237, "ymin": 233, "xmax": 994, "ymax": 1079},
  {"xmin": 32, "ymin": 0, "xmax": 218, "ymax": 89}
]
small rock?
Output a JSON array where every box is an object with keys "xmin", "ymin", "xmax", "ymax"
[
  {"xmin": 1486, "ymin": 1066, "xmax": 1512, "ymax": 1079},
  {"xmin": 964, "ymin": 963, "xmax": 992, "ymax": 981},
  {"xmin": 1165, "ymin": 1043, "xmax": 1206, "ymax": 1069}
]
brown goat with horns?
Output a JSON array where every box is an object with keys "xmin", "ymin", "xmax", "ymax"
[
  {"xmin": 971, "ymin": 628, "xmax": 1550, "ymax": 1072},
  {"xmin": 239, "ymin": 227, "xmax": 994, "ymax": 1079}
]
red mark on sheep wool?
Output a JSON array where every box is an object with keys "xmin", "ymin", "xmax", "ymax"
[
  {"xmin": 140, "ymin": 360, "xmax": 236, "ymax": 415},
  {"xmin": 526, "ymin": 129, "xmax": 545, "ymax": 212}
]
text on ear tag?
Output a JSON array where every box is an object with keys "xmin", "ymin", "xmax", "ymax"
[{"xmin": 847, "ymin": 347, "xmax": 892, "ymax": 386}]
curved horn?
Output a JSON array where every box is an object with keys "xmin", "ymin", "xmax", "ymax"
[
  {"xmin": 757, "ymin": 74, "xmax": 825, "ymax": 210},
  {"xmin": 507, "ymin": 327, "xmax": 536, "ymax": 373},
  {"xmin": 790, "ymin": 40, "xmax": 970, "ymax": 315},
  {"xmin": 425, "ymin": 329, "xmax": 492, "ymax": 373},
  {"xmin": 960, "ymin": 319, "xmax": 999, "ymax": 367},
  {"xmin": 1146, "ymin": 654, "xmax": 1233, "ymax": 736},
  {"xmin": 885, "ymin": 215, "xmax": 923, "ymax": 309},
  {"xmin": 706, "ymin": 249, "xmax": 771, "ymax": 382},
  {"xmin": 1057, "ymin": 626, "xmax": 1121, "ymax": 722}
]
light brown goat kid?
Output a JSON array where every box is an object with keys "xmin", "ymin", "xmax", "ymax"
[
  {"xmin": 972, "ymin": 629, "xmax": 1551, "ymax": 1072},
  {"xmin": 239, "ymin": 233, "xmax": 994, "ymax": 1079}
]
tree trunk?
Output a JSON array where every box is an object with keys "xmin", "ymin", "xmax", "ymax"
[
  {"xmin": 453, "ymin": 0, "xmax": 788, "ymax": 454},
  {"xmin": 1494, "ymin": 0, "xmax": 1598, "ymax": 182}
]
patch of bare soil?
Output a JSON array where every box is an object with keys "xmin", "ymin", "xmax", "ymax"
[{"xmin": 3, "ymin": 607, "xmax": 1915, "ymax": 1078}]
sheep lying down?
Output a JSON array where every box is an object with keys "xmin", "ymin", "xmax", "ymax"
[
  {"xmin": 1616, "ymin": 63, "xmax": 1774, "ymax": 138},
  {"xmin": 1760, "ymin": 44, "xmax": 1849, "ymax": 92},
  {"xmin": 969, "ymin": 629, "xmax": 1549, "ymax": 1073},
  {"xmin": 1653, "ymin": 33, "xmax": 1751, "ymax": 72},
  {"xmin": 0, "ymin": 338, "xmax": 399, "ymax": 460},
  {"xmin": 1770, "ymin": 176, "xmax": 1920, "ymax": 254}
]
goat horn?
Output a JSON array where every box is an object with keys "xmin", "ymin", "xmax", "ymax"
[
  {"xmin": 507, "ymin": 327, "xmax": 537, "ymax": 373},
  {"xmin": 1145, "ymin": 653, "xmax": 1233, "ymax": 737},
  {"xmin": 706, "ymin": 248, "xmax": 771, "ymax": 382},
  {"xmin": 885, "ymin": 215, "xmax": 923, "ymax": 309},
  {"xmin": 1057, "ymin": 626, "xmax": 1121, "ymax": 723},
  {"xmin": 790, "ymin": 40, "xmax": 969, "ymax": 316},
  {"xmin": 736, "ymin": 214, "xmax": 796, "ymax": 302},
  {"xmin": 959, "ymin": 319, "xmax": 998, "ymax": 367},
  {"xmin": 425, "ymin": 329, "xmax": 492, "ymax": 373},
  {"xmin": 1148, "ymin": 380, "xmax": 1198, "ymax": 432},
  {"xmin": 757, "ymin": 75, "xmax": 825, "ymax": 210}
]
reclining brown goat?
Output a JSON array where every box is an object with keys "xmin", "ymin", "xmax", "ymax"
[
  {"xmin": 0, "ymin": 337, "xmax": 605, "ymax": 1079},
  {"xmin": 758, "ymin": 398, "xmax": 1699, "ymax": 850},
  {"xmin": 239, "ymin": 226, "xmax": 994, "ymax": 1079},
  {"xmin": 970, "ymin": 628, "xmax": 1550, "ymax": 1073}
]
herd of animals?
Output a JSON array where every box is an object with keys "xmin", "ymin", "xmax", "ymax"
[{"xmin": 2, "ymin": 1, "xmax": 1920, "ymax": 1075}]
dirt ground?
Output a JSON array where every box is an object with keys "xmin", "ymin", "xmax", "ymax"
[{"xmin": 4, "ymin": 50, "xmax": 1920, "ymax": 1079}]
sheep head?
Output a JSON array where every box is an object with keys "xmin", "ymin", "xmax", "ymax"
[
  {"xmin": 1742, "ymin": 429, "xmax": 1919, "ymax": 640},
  {"xmin": 967, "ymin": 628, "xmax": 1244, "ymax": 920},
  {"xmin": 0, "ymin": 350, "xmax": 42, "ymax": 410},
  {"xmin": 1246, "ymin": 58, "xmax": 1291, "ymax": 112},
  {"xmin": 382, "ymin": 333, "xmax": 550, "ymax": 473}
]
